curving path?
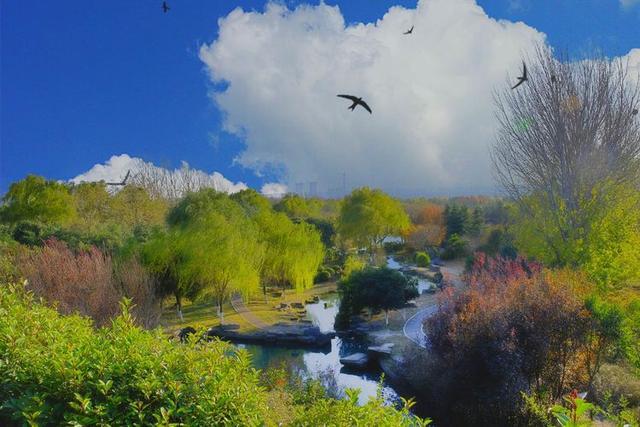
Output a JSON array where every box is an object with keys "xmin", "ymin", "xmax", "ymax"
[
  {"xmin": 401, "ymin": 263, "xmax": 464, "ymax": 348},
  {"xmin": 402, "ymin": 304, "xmax": 437, "ymax": 348},
  {"xmin": 230, "ymin": 293, "xmax": 268, "ymax": 329}
]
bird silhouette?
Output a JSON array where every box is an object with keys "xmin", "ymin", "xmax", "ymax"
[
  {"xmin": 633, "ymin": 108, "xmax": 638, "ymax": 115},
  {"xmin": 337, "ymin": 95, "xmax": 372, "ymax": 114},
  {"xmin": 404, "ymin": 25, "xmax": 414, "ymax": 35},
  {"xmin": 551, "ymin": 75, "xmax": 557, "ymax": 83},
  {"xmin": 162, "ymin": 1, "xmax": 170, "ymax": 13},
  {"xmin": 106, "ymin": 170, "xmax": 131, "ymax": 186},
  {"xmin": 511, "ymin": 61, "xmax": 528, "ymax": 90}
]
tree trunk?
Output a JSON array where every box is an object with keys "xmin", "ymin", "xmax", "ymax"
[
  {"xmin": 175, "ymin": 293, "xmax": 183, "ymax": 321},
  {"xmin": 217, "ymin": 299, "xmax": 224, "ymax": 324}
]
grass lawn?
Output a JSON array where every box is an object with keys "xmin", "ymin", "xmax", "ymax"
[{"xmin": 160, "ymin": 281, "xmax": 338, "ymax": 334}]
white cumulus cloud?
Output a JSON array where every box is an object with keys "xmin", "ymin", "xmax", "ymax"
[
  {"xmin": 199, "ymin": 0, "xmax": 547, "ymax": 195},
  {"xmin": 71, "ymin": 154, "xmax": 248, "ymax": 196}
]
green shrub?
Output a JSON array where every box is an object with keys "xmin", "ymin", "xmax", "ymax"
[
  {"xmin": 0, "ymin": 284, "xmax": 429, "ymax": 426},
  {"xmin": 415, "ymin": 251, "xmax": 431, "ymax": 268},
  {"xmin": 12, "ymin": 220, "xmax": 47, "ymax": 246},
  {"xmin": 0, "ymin": 284, "xmax": 268, "ymax": 426},
  {"xmin": 314, "ymin": 266, "xmax": 336, "ymax": 283},
  {"xmin": 442, "ymin": 234, "xmax": 467, "ymax": 260}
]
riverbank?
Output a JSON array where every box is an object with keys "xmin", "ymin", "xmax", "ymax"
[{"xmin": 161, "ymin": 281, "xmax": 338, "ymax": 335}]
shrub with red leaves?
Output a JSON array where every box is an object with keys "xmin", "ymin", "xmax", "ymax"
[
  {"xmin": 18, "ymin": 238, "xmax": 159, "ymax": 327},
  {"xmin": 408, "ymin": 253, "xmax": 595, "ymax": 424}
]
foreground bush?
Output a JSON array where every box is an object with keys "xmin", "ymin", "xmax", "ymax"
[
  {"xmin": 408, "ymin": 254, "xmax": 625, "ymax": 424},
  {"xmin": 0, "ymin": 285, "xmax": 428, "ymax": 426}
]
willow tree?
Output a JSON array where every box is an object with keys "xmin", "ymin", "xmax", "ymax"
[
  {"xmin": 233, "ymin": 190, "xmax": 324, "ymax": 296},
  {"xmin": 164, "ymin": 189, "xmax": 265, "ymax": 318},
  {"xmin": 338, "ymin": 187, "xmax": 410, "ymax": 253},
  {"xmin": 492, "ymin": 46, "xmax": 640, "ymax": 285},
  {"xmin": 179, "ymin": 212, "xmax": 264, "ymax": 321}
]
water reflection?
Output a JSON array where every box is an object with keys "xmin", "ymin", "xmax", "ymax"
[
  {"xmin": 239, "ymin": 337, "xmax": 399, "ymax": 405},
  {"xmin": 386, "ymin": 256, "xmax": 435, "ymax": 294},
  {"xmin": 237, "ymin": 292, "xmax": 399, "ymax": 405}
]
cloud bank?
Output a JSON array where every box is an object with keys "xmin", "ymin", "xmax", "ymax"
[
  {"xmin": 200, "ymin": 0, "xmax": 550, "ymax": 195},
  {"xmin": 71, "ymin": 154, "xmax": 249, "ymax": 196}
]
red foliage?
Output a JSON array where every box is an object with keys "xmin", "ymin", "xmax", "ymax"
[
  {"xmin": 417, "ymin": 254, "xmax": 594, "ymax": 423},
  {"xmin": 18, "ymin": 238, "xmax": 159, "ymax": 327}
]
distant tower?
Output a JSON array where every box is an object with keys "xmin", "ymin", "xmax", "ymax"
[
  {"xmin": 295, "ymin": 182, "xmax": 304, "ymax": 196},
  {"xmin": 308, "ymin": 182, "xmax": 318, "ymax": 198}
]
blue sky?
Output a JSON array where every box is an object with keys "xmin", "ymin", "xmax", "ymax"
[{"xmin": 2, "ymin": 0, "xmax": 639, "ymax": 196}]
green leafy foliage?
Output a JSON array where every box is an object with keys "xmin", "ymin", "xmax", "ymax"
[
  {"xmin": 0, "ymin": 284, "xmax": 430, "ymax": 426},
  {"xmin": 337, "ymin": 267, "xmax": 418, "ymax": 327},
  {"xmin": 443, "ymin": 204, "xmax": 469, "ymax": 237},
  {"xmin": 0, "ymin": 285, "xmax": 268, "ymax": 426},
  {"xmin": 550, "ymin": 391, "xmax": 597, "ymax": 427},
  {"xmin": 441, "ymin": 233, "xmax": 467, "ymax": 259},
  {"xmin": 338, "ymin": 187, "xmax": 410, "ymax": 251},
  {"xmin": 512, "ymin": 184, "xmax": 640, "ymax": 289},
  {"xmin": 274, "ymin": 194, "xmax": 322, "ymax": 219},
  {"xmin": 415, "ymin": 251, "xmax": 431, "ymax": 268},
  {"xmin": 1, "ymin": 175, "xmax": 76, "ymax": 225}
]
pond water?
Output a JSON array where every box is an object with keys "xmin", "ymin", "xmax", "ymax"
[
  {"xmin": 235, "ymin": 256, "xmax": 431, "ymax": 406},
  {"xmin": 386, "ymin": 256, "xmax": 436, "ymax": 294},
  {"xmin": 237, "ymin": 292, "xmax": 400, "ymax": 405}
]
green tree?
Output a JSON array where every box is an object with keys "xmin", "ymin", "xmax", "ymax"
[
  {"xmin": 70, "ymin": 182, "xmax": 112, "ymax": 233},
  {"xmin": 512, "ymin": 184, "xmax": 640, "ymax": 288},
  {"xmin": 444, "ymin": 204, "xmax": 469, "ymax": 238},
  {"xmin": 338, "ymin": 267, "xmax": 418, "ymax": 326},
  {"xmin": 0, "ymin": 175, "xmax": 76, "ymax": 225},
  {"xmin": 442, "ymin": 233, "xmax": 467, "ymax": 260},
  {"xmin": 233, "ymin": 190, "xmax": 324, "ymax": 296},
  {"xmin": 337, "ymin": 187, "xmax": 410, "ymax": 252},
  {"xmin": 167, "ymin": 188, "xmax": 243, "ymax": 227},
  {"xmin": 468, "ymin": 207, "xmax": 484, "ymax": 236},
  {"xmin": 141, "ymin": 229, "xmax": 199, "ymax": 321},
  {"xmin": 110, "ymin": 186, "xmax": 168, "ymax": 230},
  {"xmin": 274, "ymin": 194, "xmax": 322, "ymax": 219},
  {"xmin": 179, "ymin": 212, "xmax": 264, "ymax": 321},
  {"xmin": 164, "ymin": 189, "xmax": 266, "ymax": 319},
  {"xmin": 493, "ymin": 47, "xmax": 640, "ymax": 289}
]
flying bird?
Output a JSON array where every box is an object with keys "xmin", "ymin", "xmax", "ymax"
[
  {"xmin": 162, "ymin": 1, "xmax": 170, "ymax": 13},
  {"xmin": 106, "ymin": 170, "xmax": 131, "ymax": 186},
  {"xmin": 404, "ymin": 25, "xmax": 414, "ymax": 35},
  {"xmin": 511, "ymin": 61, "xmax": 528, "ymax": 90},
  {"xmin": 337, "ymin": 95, "xmax": 372, "ymax": 114}
]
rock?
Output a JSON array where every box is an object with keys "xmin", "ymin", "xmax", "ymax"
[
  {"xmin": 340, "ymin": 352, "xmax": 369, "ymax": 369},
  {"xmin": 178, "ymin": 326, "xmax": 196, "ymax": 343},
  {"xmin": 219, "ymin": 323, "xmax": 240, "ymax": 331},
  {"xmin": 367, "ymin": 343, "xmax": 394, "ymax": 358}
]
